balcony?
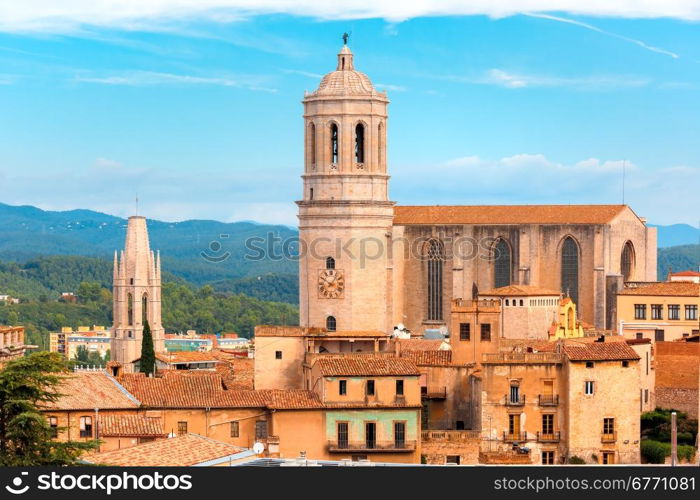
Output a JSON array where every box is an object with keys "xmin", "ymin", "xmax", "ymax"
[
  {"xmin": 422, "ymin": 430, "xmax": 480, "ymax": 442},
  {"xmin": 421, "ymin": 386, "xmax": 447, "ymax": 400},
  {"xmin": 601, "ymin": 432, "xmax": 617, "ymax": 443},
  {"xmin": 538, "ymin": 394, "xmax": 559, "ymax": 406},
  {"xmin": 536, "ymin": 431, "xmax": 561, "ymax": 443},
  {"xmin": 327, "ymin": 440, "xmax": 417, "ymax": 453},
  {"xmin": 502, "ymin": 431, "xmax": 526, "ymax": 443},
  {"xmin": 504, "ymin": 394, "xmax": 526, "ymax": 406},
  {"xmin": 483, "ymin": 352, "xmax": 562, "ymax": 365}
]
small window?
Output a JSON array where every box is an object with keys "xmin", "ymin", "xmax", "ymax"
[
  {"xmin": 339, "ymin": 379, "xmax": 347, "ymax": 395},
  {"xmin": 455, "ymin": 420, "xmax": 465, "ymax": 430},
  {"xmin": 177, "ymin": 421, "xmax": 188, "ymax": 436},
  {"xmin": 49, "ymin": 416, "xmax": 58, "ymax": 438},
  {"xmin": 230, "ymin": 421, "xmax": 239, "ymax": 438},
  {"xmin": 622, "ymin": 360, "xmax": 629, "ymax": 368},
  {"xmin": 255, "ymin": 420, "xmax": 268, "ymax": 440},
  {"xmin": 542, "ymin": 451, "xmax": 555, "ymax": 465},
  {"xmin": 396, "ymin": 380, "xmax": 404, "ymax": 396},
  {"xmin": 505, "ymin": 299, "xmax": 509, "ymax": 306},
  {"xmin": 651, "ymin": 304, "xmax": 663, "ymax": 320},
  {"xmin": 585, "ymin": 361, "xmax": 594, "ymax": 368},
  {"xmin": 584, "ymin": 381, "xmax": 595, "ymax": 395},
  {"xmin": 634, "ymin": 304, "xmax": 647, "ymax": 320},
  {"xmin": 366, "ymin": 380, "xmax": 375, "ymax": 396},
  {"xmin": 79, "ymin": 416, "xmax": 93, "ymax": 438},
  {"xmin": 480, "ymin": 323, "xmax": 491, "ymax": 341},
  {"xmin": 330, "ymin": 123, "xmax": 339, "ymax": 164},
  {"xmin": 275, "ymin": 350, "xmax": 282, "ymax": 360},
  {"xmin": 685, "ymin": 305, "xmax": 698, "ymax": 321},
  {"xmin": 446, "ymin": 455, "xmax": 460, "ymax": 465},
  {"xmin": 326, "ymin": 316, "xmax": 337, "ymax": 332},
  {"xmin": 326, "ymin": 257, "xmax": 335, "ymax": 269},
  {"xmin": 459, "ymin": 323, "xmax": 470, "ymax": 341},
  {"xmin": 520, "ymin": 300, "xmax": 524, "ymax": 306},
  {"xmin": 603, "ymin": 417, "xmax": 615, "ymax": 435},
  {"xmin": 668, "ymin": 304, "xmax": 680, "ymax": 320},
  {"xmin": 636, "ymin": 332, "xmax": 643, "ymax": 340},
  {"xmin": 309, "ymin": 188, "xmax": 314, "ymax": 200}
]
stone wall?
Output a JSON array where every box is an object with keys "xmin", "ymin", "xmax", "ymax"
[
  {"xmin": 655, "ymin": 342, "xmax": 699, "ymax": 418},
  {"xmin": 420, "ymin": 430, "xmax": 480, "ymax": 465}
]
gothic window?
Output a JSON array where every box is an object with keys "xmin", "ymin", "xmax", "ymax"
[
  {"xmin": 493, "ymin": 239, "xmax": 512, "ymax": 288},
  {"xmin": 426, "ymin": 239, "xmax": 444, "ymax": 321},
  {"xmin": 309, "ymin": 122, "xmax": 316, "ymax": 165},
  {"xmin": 621, "ymin": 241, "xmax": 634, "ymax": 282},
  {"xmin": 142, "ymin": 294, "xmax": 148, "ymax": 325},
  {"xmin": 355, "ymin": 123, "xmax": 365, "ymax": 164},
  {"xmin": 326, "ymin": 257, "xmax": 335, "ymax": 269},
  {"xmin": 127, "ymin": 293, "xmax": 134, "ymax": 326},
  {"xmin": 326, "ymin": 315, "xmax": 337, "ymax": 332},
  {"xmin": 330, "ymin": 123, "xmax": 339, "ymax": 165},
  {"xmin": 560, "ymin": 237, "xmax": 579, "ymax": 307}
]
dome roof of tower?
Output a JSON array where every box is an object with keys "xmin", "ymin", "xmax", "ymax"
[{"xmin": 306, "ymin": 44, "xmax": 385, "ymax": 98}]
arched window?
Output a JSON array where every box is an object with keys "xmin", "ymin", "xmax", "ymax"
[
  {"xmin": 426, "ymin": 239, "xmax": 444, "ymax": 321},
  {"xmin": 621, "ymin": 241, "xmax": 635, "ymax": 282},
  {"xmin": 309, "ymin": 122, "xmax": 316, "ymax": 165},
  {"xmin": 355, "ymin": 123, "xmax": 365, "ymax": 164},
  {"xmin": 326, "ymin": 257, "xmax": 335, "ymax": 269},
  {"xmin": 142, "ymin": 294, "xmax": 148, "ymax": 325},
  {"xmin": 560, "ymin": 237, "xmax": 579, "ymax": 307},
  {"xmin": 326, "ymin": 316, "xmax": 337, "ymax": 332},
  {"xmin": 127, "ymin": 293, "xmax": 134, "ymax": 326},
  {"xmin": 493, "ymin": 238, "xmax": 512, "ymax": 288},
  {"xmin": 330, "ymin": 123, "xmax": 339, "ymax": 165}
]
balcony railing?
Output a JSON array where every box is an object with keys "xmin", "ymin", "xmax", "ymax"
[
  {"xmin": 504, "ymin": 394, "xmax": 526, "ymax": 406},
  {"xmin": 421, "ymin": 387, "xmax": 447, "ymax": 399},
  {"xmin": 502, "ymin": 431, "xmax": 526, "ymax": 443},
  {"xmin": 538, "ymin": 394, "xmax": 559, "ymax": 406},
  {"xmin": 421, "ymin": 430, "xmax": 480, "ymax": 442},
  {"xmin": 601, "ymin": 432, "xmax": 617, "ymax": 443},
  {"xmin": 483, "ymin": 352, "xmax": 562, "ymax": 364},
  {"xmin": 536, "ymin": 431, "xmax": 561, "ymax": 443},
  {"xmin": 327, "ymin": 440, "xmax": 417, "ymax": 453}
]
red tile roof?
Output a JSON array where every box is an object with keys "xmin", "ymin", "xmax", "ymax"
[
  {"xmin": 562, "ymin": 341, "xmax": 640, "ymax": 361},
  {"xmin": 480, "ymin": 285, "xmax": 561, "ymax": 297},
  {"xmin": 399, "ymin": 350, "xmax": 454, "ymax": 366},
  {"xmin": 393, "ymin": 204, "xmax": 629, "ymax": 225},
  {"xmin": 254, "ymin": 325, "xmax": 388, "ymax": 338},
  {"xmin": 98, "ymin": 415, "xmax": 165, "ymax": 437},
  {"xmin": 670, "ymin": 270, "xmax": 700, "ymax": 277},
  {"xmin": 155, "ymin": 351, "xmax": 220, "ymax": 363},
  {"xmin": 396, "ymin": 339, "xmax": 444, "ymax": 351},
  {"xmin": 45, "ymin": 372, "xmax": 139, "ymax": 411},
  {"xmin": 619, "ymin": 282, "xmax": 700, "ymax": 297},
  {"xmin": 314, "ymin": 356, "xmax": 419, "ymax": 376},
  {"xmin": 84, "ymin": 434, "xmax": 245, "ymax": 466}
]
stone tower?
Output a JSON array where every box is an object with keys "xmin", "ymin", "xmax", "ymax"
[
  {"xmin": 297, "ymin": 43, "xmax": 395, "ymax": 333},
  {"xmin": 111, "ymin": 216, "xmax": 165, "ymax": 370}
]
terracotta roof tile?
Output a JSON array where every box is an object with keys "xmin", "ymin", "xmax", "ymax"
[
  {"xmin": 46, "ymin": 372, "xmax": 139, "ymax": 411},
  {"xmin": 98, "ymin": 415, "xmax": 165, "ymax": 437},
  {"xmin": 154, "ymin": 351, "xmax": 220, "ymax": 363},
  {"xmin": 480, "ymin": 285, "xmax": 561, "ymax": 297},
  {"xmin": 396, "ymin": 339, "xmax": 444, "ymax": 351},
  {"xmin": 84, "ymin": 434, "xmax": 245, "ymax": 466},
  {"xmin": 394, "ymin": 204, "xmax": 629, "ymax": 225},
  {"xmin": 314, "ymin": 356, "xmax": 419, "ymax": 376},
  {"xmin": 562, "ymin": 341, "xmax": 640, "ymax": 361},
  {"xmin": 399, "ymin": 350, "xmax": 454, "ymax": 366},
  {"xmin": 618, "ymin": 282, "xmax": 700, "ymax": 297},
  {"xmin": 254, "ymin": 325, "xmax": 388, "ymax": 338},
  {"xmin": 670, "ymin": 271, "xmax": 700, "ymax": 277}
]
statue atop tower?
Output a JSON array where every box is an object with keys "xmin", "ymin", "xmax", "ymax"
[{"xmin": 111, "ymin": 215, "xmax": 165, "ymax": 371}]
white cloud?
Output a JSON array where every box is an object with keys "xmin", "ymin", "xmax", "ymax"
[
  {"xmin": 74, "ymin": 70, "xmax": 278, "ymax": 91},
  {"xmin": 1, "ymin": 1, "xmax": 699, "ymax": 34},
  {"xmin": 524, "ymin": 13, "xmax": 681, "ymax": 59},
  {"xmin": 444, "ymin": 69, "xmax": 651, "ymax": 90},
  {"xmin": 392, "ymin": 154, "xmax": 700, "ymax": 225}
]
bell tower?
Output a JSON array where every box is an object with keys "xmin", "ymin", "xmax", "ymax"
[
  {"xmin": 111, "ymin": 216, "xmax": 165, "ymax": 370},
  {"xmin": 297, "ymin": 42, "xmax": 394, "ymax": 333}
]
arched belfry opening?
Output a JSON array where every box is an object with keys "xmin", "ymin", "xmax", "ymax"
[
  {"xmin": 355, "ymin": 123, "xmax": 365, "ymax": 164},
  {"xmin": 330, "ymin": 123, "xmax": 339, "ymax": 165}
]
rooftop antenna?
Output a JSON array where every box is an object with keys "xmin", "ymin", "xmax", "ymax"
[{"xmin": 622, "ymin": 159, "xmax": 626, "ymax": 205}]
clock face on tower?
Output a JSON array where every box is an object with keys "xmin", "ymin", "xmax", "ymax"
[{"xmin": 318, "ymin": 269, "xmax": 345, "ymax": 299}]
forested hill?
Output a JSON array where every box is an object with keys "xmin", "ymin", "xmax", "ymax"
[
  {"xmin": 0, "ymin": 202, "xmax": 297, "ymax": 284},
  {"xmin": 658, "ymin": 245, "xmax": 700, "ymax": 278}
]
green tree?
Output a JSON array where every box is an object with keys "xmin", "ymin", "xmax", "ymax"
[
  {"xmin": 140, "ymin": 320, "xmax": 156, "ymax": 376},
  {"xmin": 0, "ymin": 352, "xmax": 97, "ymax": 465}
]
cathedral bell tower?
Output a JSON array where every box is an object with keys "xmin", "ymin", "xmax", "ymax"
[
  {"xmin": 297, "ymin": 42, "xmax": 394, "ymax": 333},
  {"xmin": 111, "ymin": 216, "xmax": 165, "ymax": 370}
]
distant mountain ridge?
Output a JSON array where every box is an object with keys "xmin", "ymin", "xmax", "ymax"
[
  {"xmin": 650, "ymin": 223, "xmax": 699, "ymax": 248},
  {"xmin": 0, "ymin": 202, "xmax": 297, "ymax": 285}
]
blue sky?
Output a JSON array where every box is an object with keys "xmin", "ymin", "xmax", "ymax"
[{"xmin": 0, "ymin": 2, "xmax": 699, "ymax": 226}]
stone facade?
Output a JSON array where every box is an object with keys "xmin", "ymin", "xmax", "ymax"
[
  {"xmin": 655, "ymin": 341, "xmax": 699, "ymax": 418},
  {"xmin": 111, "ymin": 216, "xmax": 165, "ymax": 370}
]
